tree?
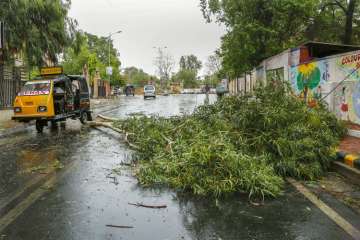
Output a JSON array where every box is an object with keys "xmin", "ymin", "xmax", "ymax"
[
  {"xmin": 179, "ymin": 55, "xmax": 202, "ymax": 73},
  {"xmin": 314, "ymin": 0, "xmax": 358, "ymax": 44},
  {"xmin": 200, "ymin": 0, "xmax": 360, "ymax": 76},
  {"xmin": 204, "ymin": 53, "xmax": 222, "ymax": 87},
  {"xmin": 173, "ymin": 69, "xmax": 199, "ymax": 88},
  {"xmin": 205, "ymin": 53, "xmax": 221, "ymax": 76},
  {"xmin": 62, "ymin": 31, "xmax": 123, "ymax": 86},
  {"xmin": 122, "ymin": 67, "xmax": 156, "ymax": 87},
  {"xmin": 0, "ymin": 0, "xmax": 75, "ymax": 66},
  {"xmin": 154, "ymin": 48, "xmax": 175, "ymax": 87},
  {"xmin": 200, "ymin": 0, "xmax": 318, "ymax": 77}
]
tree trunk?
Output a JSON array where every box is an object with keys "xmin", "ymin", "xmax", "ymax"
[{"xmin": 343, "ymin": 0, "xmax": 356, "ymax": 44}]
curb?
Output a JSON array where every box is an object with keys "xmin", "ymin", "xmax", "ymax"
[
  {"xmin": 331, "ymin": 161, "xmax": 360, "ymax": 186},
  {"xmin": 336, "ymin": 151, "xmax": 360, "ymax": 170},
  {"xmin": 348, "ymin": 129, "xmax": 360, "ymax": 139}
]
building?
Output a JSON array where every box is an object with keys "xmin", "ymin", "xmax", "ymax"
[{"xmin": 229, "ymin": 41, "xmax": 360, "ymax": 125}]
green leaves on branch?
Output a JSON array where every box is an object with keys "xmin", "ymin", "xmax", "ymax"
[
  {"xmin": 62, "ymin": 32, "xmax": 122, "ymax": 86},
  {"xmin": 0, "ymin": 0, "xmax": 74, "ymax": 66},
  {"xmin": 200, "ymin": 0, "xmax": 360, "ymax": 77},
  {"xmin": 114, "ymin": 82, "xmax": 346, "ymax": 198}
]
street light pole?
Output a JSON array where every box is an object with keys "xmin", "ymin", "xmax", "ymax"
[{"xmin": 107, "ymin": 30, "xmax": 122, "ymax": 82}]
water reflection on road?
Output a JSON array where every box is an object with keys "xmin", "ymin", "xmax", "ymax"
[{"xmin": 105, "ymin": 94, "xmax": 217, "ymax": 118}]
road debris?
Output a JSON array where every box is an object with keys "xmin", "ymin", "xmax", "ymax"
[
  {"xmin": 128, "ymin": 202, "xmax": 167, "ymax": 209},
  {"xmin": 105, "ymin": 224, "xmax": 134, "ymax": 229},
  {"xmin": 107, "ymin": 82, "xmax": 346, "ymax": 198}
]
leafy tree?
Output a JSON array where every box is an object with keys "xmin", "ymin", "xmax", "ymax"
[
  {"xmin": 62, "ymin": 31, "xmax": 123, "ymax": 86},
  {"xmin": 309, "ymin": 0, "xmax": 359, "ymax": 44},
  {"xmin": 122, "ymin": 66, "xmax": 157, "ymax": 87},
  {"xmin": 0, "ymin": 0, "xmax": 75, "ymax": 66},
  {"xmin": 200, "ymin": 0, "xmax": 317, "ymax": 77},
  {"xmin": 200, "ymin": 0, "xmax": 360, "ymax": 76},
  {"xmin": 179, "ymin": 55, "xmax": 202, "ymax": 73},
  {"xmin": 173, "ymin": 69, "xmax": 199, "ymax": 88}
]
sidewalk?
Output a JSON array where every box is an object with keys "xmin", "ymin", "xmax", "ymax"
[
  {"xmin": 0, "ymin": 109, "xmax": 22, "ymax": 130},
  {"xmin": 337, "ymin": 124, "xmax": 360, "ymax": 170}
]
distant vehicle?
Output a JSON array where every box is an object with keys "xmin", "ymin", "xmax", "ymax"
[
  {"xmin": 124, "ymin": 85, "xmax": 135, "ymax": 96},
  {"xmin": 12, "ymin": 67, "xmax": 92, "ymax": 133},
  {"xmin": 216, "ymin": 83, "xmax": 229, "ymax": 98},
  {"xmin": 112, "ymin": 87, "xmax": 122, "ymax": 96},
  {"xmin": 144, "ymin": 85, "xmax": 156, "ymax": 99}
]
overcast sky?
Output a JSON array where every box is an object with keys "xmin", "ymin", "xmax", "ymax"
[{"xmin": 69, "ymin": 0, "xmax": 225, "ymax": 76}]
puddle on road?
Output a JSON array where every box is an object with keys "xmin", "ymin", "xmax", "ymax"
[{"xmin": 0, "ymin": 120, "xmax": 92, "ymax": 202}]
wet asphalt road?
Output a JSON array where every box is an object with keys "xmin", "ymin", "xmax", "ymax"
[{"xmin": 0, "ymin": 94, "xmax": 357, "ymax": 240}]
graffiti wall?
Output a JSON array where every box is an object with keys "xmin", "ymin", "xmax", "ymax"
[
  {"xmin": 289, "ymin": 50, "xmax": 360, "ymax": 124},
  {"xmin": 332, "ymin": 52, "xmax": 360, "ymax": 124},
  {"xmin": 290, "ymin": 60, "xmax": 330, "ymax": 103}
]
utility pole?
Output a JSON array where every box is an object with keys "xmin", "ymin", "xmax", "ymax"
[
  {"xmin": 107, "ymin": 30, "xmax": 122, "ymax": 83},
  {"xmin": 153, "ymin": 46, "xmax": 168, "ymax": 90}
]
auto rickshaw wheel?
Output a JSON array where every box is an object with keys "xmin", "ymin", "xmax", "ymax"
[
  {"xmin": 80, "ymin": 111, "xmax": 88, "ymax": 124},
  {"xmin": 35, "ymin": 120, "xmax": 45, "ymax": 133},
  {"xmin": 87, "ymin": 112, "xmax": 93, "ymax": 121}
]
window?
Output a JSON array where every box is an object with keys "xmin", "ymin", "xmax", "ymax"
[
  {"xmin": 19, "ymin": 81, "xmax": 51, "ymax": 96},
  {"xmin": 145, "ymin": 85, "xmax": 154, "ymax": 91}
]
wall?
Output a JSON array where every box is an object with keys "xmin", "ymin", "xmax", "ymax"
[{"xmin": 290, "ymin": 50, "xmax": 360, "ymax": 124}]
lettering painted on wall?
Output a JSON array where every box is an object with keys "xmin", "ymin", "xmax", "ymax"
[
  {"xmin": 341, "ymin": 53, "xmax": 360, "ymax": 66},
  {"xmin": 290, "ymin": 60, "xmax": 329, "ymax": 104},
  {"xmin": 338, "ymin": 53, "xmax": 360, "ymax": 81}
]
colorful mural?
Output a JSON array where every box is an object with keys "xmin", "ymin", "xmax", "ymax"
[
  {"xmin": 290, "ymin": 60, "xmax": 329, "ymax": 104},
  {"xmin": 333, "ymin": 81, "xmax": 360, "ymax": 124}
]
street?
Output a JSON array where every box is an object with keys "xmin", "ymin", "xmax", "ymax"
[{"xmin": 0, "ymin": 94, "xmax": 357, "ymax": 240}]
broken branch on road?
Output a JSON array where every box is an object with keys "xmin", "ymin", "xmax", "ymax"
[
  {"xmin": 128, "ymin": 202, "xmax": 167, "ymax": 209},
  {"xmin": 89, "ymin": 121, "xmax": 140, "ymax": 150},
  {"xmin": 106, "ymin": 224, "xmax": 134, "ymax": 229}
]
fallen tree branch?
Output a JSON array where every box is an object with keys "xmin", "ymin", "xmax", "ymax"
[
  {"xmin": 161, "ymin": 133, "xmax": 174, "ymax": 153},
  {"xmin": 128, "ymin": 202, "xmax": 167, "ymax": 209},
  {"xmin": 97, "ymin": 114, "xmax": 120, "ymax": 122},
  {"xmin": 89, "ymin": 121, "xmax": 140, "ymax": 150},
  {"xmin": 106, "ymin": 224, "xmax": 134, "ymax": 229}
]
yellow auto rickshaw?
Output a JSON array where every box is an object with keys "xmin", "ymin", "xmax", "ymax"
[{"xmin": 12, "ymin": 67, "xmax": 92, "ymax": 132}]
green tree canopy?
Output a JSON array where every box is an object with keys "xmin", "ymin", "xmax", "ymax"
[
  {"xmin": 122, "ymin": 66, "xmax": 156, "ymax": 87},
  {"xmin": 174, "ymin": 54, "xmax": 203, "ymax": 88},
  {"xmin": 0, "ymin": 0, "xmax": 74, "ymax": 66},
  {"xmin": 200, "ymin": 0, "xmax": 360, "ymax": 77},
  {"xmin": 62, "ymin": 31, "xmax": 123, "ymax": 86},
  {"xmin": 179, "ymin": 55, "xmax": 203, "ymax": 74},
  {"xmin": 172, "ymin": 69, "xmax": 199, "ymax": 88}
]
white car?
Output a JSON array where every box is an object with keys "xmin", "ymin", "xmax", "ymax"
[{"xmin": 144, "ymin": 85, "xmax": 156, "ymax": 99}]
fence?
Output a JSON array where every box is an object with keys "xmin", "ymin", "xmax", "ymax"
[{"xmin": 0, "ymin": 64, "xmax": 24, "ymax": 109}]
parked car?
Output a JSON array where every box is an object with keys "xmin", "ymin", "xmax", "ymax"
[{"xmin": 144, "ymin": 85, "xmax": 156, "ymax": 99}]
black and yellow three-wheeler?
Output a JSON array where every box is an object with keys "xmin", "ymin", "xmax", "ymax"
[{"xmin": 12, "ymin": 67, "xmax": 93, "ymax": 132}]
